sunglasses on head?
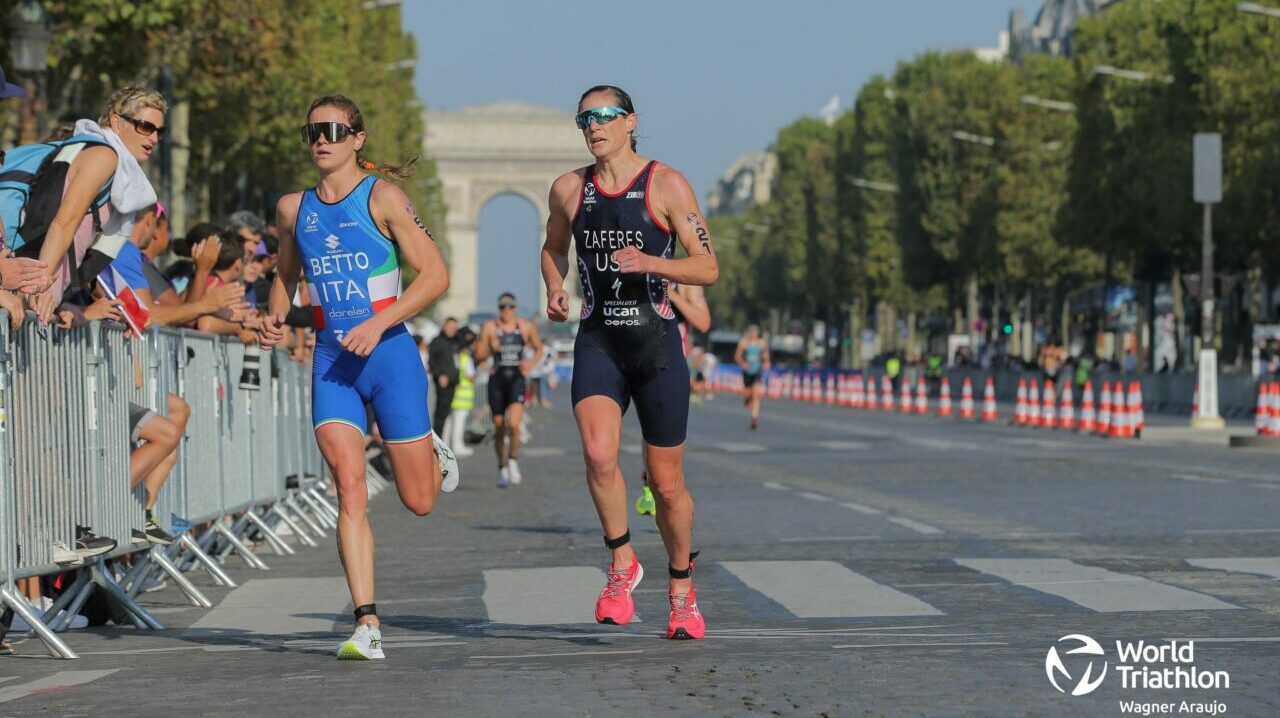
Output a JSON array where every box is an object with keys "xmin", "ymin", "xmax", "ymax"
[
  {"xmin": 574, "ymin": 106, "xmax": 629, "ymax": 130},
  {"xmin": 300, "ymin": 122, "xmax": 358, "ymax": 146},
  {"xmin": 119, "ymin": 114, "xmax": 166, "ymax": 138}
]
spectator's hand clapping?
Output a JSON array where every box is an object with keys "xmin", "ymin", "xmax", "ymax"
[
  {"xmin": 193, "ymin": 237, "xmax": 222, "ymax": 273},
  {"xmin": 258, "ymin": 312, "xmax": 286, "ymax": 350},
  {"xmin": 0, "ymin": 254, "xmax": 51, "ymax": 294}
]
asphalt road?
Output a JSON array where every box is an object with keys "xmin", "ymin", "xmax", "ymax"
[{"xmin": 3, "ymin": 389, "xmax": 1279, "ymax": 717}]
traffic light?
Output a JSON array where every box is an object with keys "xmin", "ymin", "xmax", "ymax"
[{"xmin": 1002, "ymin": 323, "xmax": 1014, "ymax": 335}]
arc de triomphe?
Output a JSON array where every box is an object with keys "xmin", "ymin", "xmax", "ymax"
[{"xmin": 424, "ymin": 102, "xmax": 591, "ymax": 320}]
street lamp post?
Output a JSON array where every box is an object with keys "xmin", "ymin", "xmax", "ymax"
[
  {"xmin": 1192, "ymin": 133, "xmax": 1225, "ymax": 429},
  {"xmin": 8, "ymin": 0, "xmax": 52, "ymax": 145}
]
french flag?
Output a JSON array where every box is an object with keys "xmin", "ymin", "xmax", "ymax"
[{"xmin": 97, "ymin": 264, "xmax": 150, "ymax": 339}]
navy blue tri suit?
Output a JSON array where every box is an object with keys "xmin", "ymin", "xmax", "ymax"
[
  {"xmin": 488, "ymin": 323, "xmax": 527, "ymax": 415},
  {"xmin": 570, "ymin": 160, "xmax": 689, "ymax": 447}
]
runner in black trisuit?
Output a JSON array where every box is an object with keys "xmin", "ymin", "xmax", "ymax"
[
  {"xmin": 542, "ymin": 85, "xmax": 719, "ymax": 640},
  {"xmin": 474, "ymin": 292, "xmax": 543, "ymax": 487}
]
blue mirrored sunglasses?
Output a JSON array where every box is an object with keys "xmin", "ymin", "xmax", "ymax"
[{"xmin": 575, "ymin": 106, "xmax": 629, "ymax": 130}]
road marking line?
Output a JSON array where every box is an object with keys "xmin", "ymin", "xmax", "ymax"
[
  {"xmin": 1174, "ymin": 474, "xmax": 1231, "ymax": 484},
  {"xmin": 483, "ymin": 566, "xmax": 616, "ymax": 625},
  {"xmin": 955, "ymin": 558, "xmax": 1239, "ymax": 612},
  {"xmin": 470, "ymin": 649, "xmax": 644, "ymax": 660},
  {"xmin": 717, "ymin": 442, "xmax": 767, "ymax": 453},
  {"xmin": 519, "ymin": 447, "xmax": 567, "ymax": 458},
  {"xmin": 903, "ymin": 437, "xmax": 980, "ymax": 452},
  {"xmin": 833, "ymin": 641, "xmax": 1007, "ymax": 649},
  {"xmin": 0, "ymin": 678, "xmax": 18, "ymax": 685},
  {"xmin": 814, "ymin": 440, "xmax": 871, "ymax": 451},
  {"xmin": 780, "ymin": 535, "xmax": 881, "ymax": 543},
  {"xmin": 1187, "ymin": 558, "xmax": 1280, "ymax": 580},
  {"xmin": 762, "ymin": 481, "xmax": 789, "ymax": 491},
  {"xmin": 841, "ymin": 502, "xmax": 883, "ymax": 515},
  {"xmin": 183, "ymin": 577, "xmax": 349, "ymax": 637},
  {"xmin": 887, "ymin": 517, "xmax": 945, "ymax": 535},
  {"xmin": 797, "ymin": 491, "xmax": 833, "ymax": 502},
  {"xmin": 990, "ymin": 532, "xmax": 1081, "ymax": 539},
  {"xmin": 715, "ymin": 624, "xmax": 951, "ymax": 634},
  {"xmin": 721, "ymin": 560, "xmax": 942, "ymax": 618},
  {"xmin": 1186, "ymin": 528, "xmax": 1280, "ymax": 535},
  {"xmin": 0, "ymin": 670, "xmax": 119, "ymax": 704}
]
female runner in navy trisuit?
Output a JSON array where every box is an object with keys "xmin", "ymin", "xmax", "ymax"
[
  {"xmin": 542, "ymin": 85, "xmax": 719, "ymax": 640},
  {"xmin": 259, "ymin": 95, "xmax": 458, "ymax": 660}
]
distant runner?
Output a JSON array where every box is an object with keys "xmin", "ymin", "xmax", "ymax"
[{"xmin": 475, "ymin": 292, "xmax": 543, "ymax": 488}]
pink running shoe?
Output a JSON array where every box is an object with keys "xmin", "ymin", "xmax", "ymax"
[
  {"xmin": 666, "ymin": 587, "xmax": 706, "ymax": 640},
  {"xmin": 595, "ymin": 556, "xmax": 644, "ymax": 625}
]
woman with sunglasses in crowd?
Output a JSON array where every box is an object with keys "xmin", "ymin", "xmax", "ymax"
[
  {"xmin": 542, "ymin": 85, "xmax": 719, "ymax": 640},
  {"xmin": 258, "ymin": 95, "xmax": 459, "ymax": 661}
]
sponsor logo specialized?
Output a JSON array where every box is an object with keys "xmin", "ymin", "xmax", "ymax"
[
  {"xmin": 1044, "ymin": 634, "xmax": 1230, "ymax": 715},
  {"xmin": 611, "ymin": 277, "xmax": 623, "ymax": 301}
]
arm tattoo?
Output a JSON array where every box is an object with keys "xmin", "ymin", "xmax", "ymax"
[
  {"xmin": 406, "ymin": 201, "xmax": 435, "ymax": 241},
  {"xmin": 686, "ymin": 212, "xmax": 713, "ymax": 256}
]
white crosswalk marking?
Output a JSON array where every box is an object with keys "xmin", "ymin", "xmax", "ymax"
[
  {"xmin": 519, "ymin": 447, "xmax": 567, "ymax": 458},
  {"xmin": 1187, "ymin": 557, "xmax": 1280, "ymax": 579},
  {"xmin": 721, "ymin": 560, "xmax": 942, "ymax": 618},
  {"xmin": 814, "ymin": 440, "xmax": 871, "ymax": 451},
  {"xmin": 483, "ymin": 567, "xmax": 613, "ymax": 625},
  {"xmin": 955, "ymin": 558, "xmax": 1239, "ymax": 613},
  {"xmin": 797, "ymin": 492, "xmax": 833, "ymax": 502},
  {"xmin": 184, "ymin": 577, "xmax": 350, "ymax": 637},
  {"xmin": 0, "ymin": 670, "xmax": 119, "ymax": 704},
  {"xmin": 887, "ymin": 517, "xmax": 944, "ymax": 535},
  {"xmin": 841, "ymin": 502, "xmax": 883, "ymax": 515}
]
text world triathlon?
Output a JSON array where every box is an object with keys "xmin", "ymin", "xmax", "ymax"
[{"xmin": 1115, "ymin": 641, "xmax": 1229, "ymax": 690}]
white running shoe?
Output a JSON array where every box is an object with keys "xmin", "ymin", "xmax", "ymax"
[
  {"xmin": 507, "ymin": 459, "xmax": 523, "ymax": 485},
  {"xmin": 51, "ymin": 541, "xmax": 84, "ymax": 566},
  {"xmin": 432, "ymin": 431, "xmax": 460, "ymax": 493},
  {"xmin": 337, "ymin": 623, "xmax": 385, "ymax": 660},
  {"xmin": 498, "ymin": 466, "xmax": 510, "ymax": 488},
  {"xmin": 454, "ymin": 445, "xmax": 474, "ymax": 458}
]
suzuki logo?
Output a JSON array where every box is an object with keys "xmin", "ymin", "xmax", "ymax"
[{"xmin": 324, "ymin": 234, "xmax": 341, "ymax": 252}]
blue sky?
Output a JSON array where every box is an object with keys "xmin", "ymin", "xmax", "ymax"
[{"xmin": 404, "ymin": 0, "xmax": 1028, "ymax": 309}]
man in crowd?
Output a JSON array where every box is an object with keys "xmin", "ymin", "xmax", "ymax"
[{"xmin": 429, "ymin": 318, "xmax": 460, "ymax": 431}]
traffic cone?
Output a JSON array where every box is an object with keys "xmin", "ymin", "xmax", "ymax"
[
  {"xmin": 981, "ymin": 377, "xmax": 998, "ymax": 422},
  {"xmin": 1059, "ymin": 382, "xmax": 1076, "ymax": 431},
  {"xmin": 826, "ymin": 375, "xmax": 836, "ymax": 405},
  {"xmin": 1027, "ymin": 379, "xmax": 1041, "ymax": 428},
  {"xmin": 857, "ymin": 375, "xmax": 868, "ymax": 408},
  {"xmin": 1042, "ymin": 381, "xmax": 1057, "ymax": 430},
  {"xmin": 1128, "ymin": 381, "xmax": 1145, "ymax": 438},
  {"xmin": 1079, "ymin": 381, "xmax": 1096, "ymax": 433},
  {"xmin": 882, "ymin": 376, "xmax": 895, "ymax": 411},
  {"xmin": 915, "ymin": 377, "xmax": 929, "ymax": 414},
  {"xmin": 899, "ymin": 378, "xmax": 913, "ymax": 413},
  {"xmin": 1096, "ymin": 381, "xmax": 1112, "ymax": 436},
  {"xmin": 1269, "ymin": 381, "xmax": 1280, "ymax": 438},
  {"xmin": 959, "ymin": 377, "xmax": 976, "ymax": 419},
  {"xmin": 1015, "ymin": 378, "xmax": 1028, "ymax": 425},
  {"xmin": 938, "ymin": 377, "xmax": 954, "ymax": 417},
  {"xmin": 812, "ymin": 373, "xmax": 823, "ymax": 403},
  {"xmin": 1255, "ymin": 382, "xmax": 1269, "ymax": 435},
  {"xmin": 1110, "ymin": 387, "xmax": 1132, "ymax": 438},
  {"xmin": 1191, "ymin": 386, "xmax": 1198, "ymax": 419}
]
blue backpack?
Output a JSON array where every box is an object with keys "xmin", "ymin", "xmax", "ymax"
[{"xmin": 0, "ymin": 134, "xmax": 113, "ymax": 258}]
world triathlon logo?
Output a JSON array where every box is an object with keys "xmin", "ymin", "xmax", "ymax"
[
  {"xmin": 1045, "ymin": 634, "xmax": 1108, "ymax": 696},
  {"xmin": 304, "ymin": 211, "xmax": 320, "ymax": 232}
]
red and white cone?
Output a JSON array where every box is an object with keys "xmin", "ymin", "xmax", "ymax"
[
  {"xmin": 1256, "ymin": 382, "xmax": 1270, "ymax": 436},
  {"xmin": 882, "ymin": 376, "xmax": 895, "ymax": 411},
  {"xmin": 1096, "ymin": 381, "xmax": 1112, "ymax": 436},
  {"xmin": 1042, "ymin": 381, "xmax": 1057, "ymax": 430},
  {"xmin": 959, "ymin": 377, "xmax": 976, "ymax": 419},
  {"xmin": 899, "ymin": 378, "xmax": 913, "ymax": 413},
  {"xmin": 1015, "ymin": 378, "xmax": 1028, "ymax": 425},
  {"xmin": 1128, "ymin": 381, "xmax": 1145, "ymax": 438},
  {"xmin": 1269, "ymin": 381, "xmax": 1280, "ymax": 438},
  {"xmin": 1027, "ymin": 379, "xmax": 1041, "ymax": 428},
  {"xmin": 1079, "ymin": 381, "xmax": 1096, "ymax": 433},
  {"xmin": 1059, "ymin": 382, "xmax": 1076, "ymax": 431},
  {"xmin": 938, "ymin": 377, "xmax": 954, "ymax": 417},
  {"xmin": 915, "ymin": 377, "xmax": 928, "ymax": 415},
  {"xmin": 981, "ymin": 377, "xmax": 998, "ymax": 422}
]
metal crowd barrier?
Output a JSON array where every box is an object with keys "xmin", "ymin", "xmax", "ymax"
[{"xmin": 0, "ymin": 315, "xmax": 340, "ymax": 659}]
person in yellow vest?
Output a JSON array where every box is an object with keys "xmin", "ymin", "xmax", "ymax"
[{"xmin": 446, "ymin": 327, "xmax": 478, "ymax": 458}]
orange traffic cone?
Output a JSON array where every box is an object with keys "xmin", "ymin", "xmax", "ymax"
[
  {"xmin": 1027, "ymin": 379, "xmax": 1041, "ymax": 427},
  {"xmin": 960, "ymin": 377, "xmax": 976, "ymax": 419},
  {"xmin": 1191, "ymin": 386, "xmax": 1198, "ymax": 419},
  {"xmin": 1096, "ymin": 381, "xmax": 1112, "ymax": 436},
  {"xmin": 1128, "ymin": 381, "xmax": 1144, "ymax": 438},
  {"xmin": 1015, "ymin": 378, "xmax": 1028, "ymax": 425},
  {"xmin": 939, "ymin": 377, "xmax": 954, "ymax": 417},
  {"xmin": 1256, "ymin": 382, "xmax": 1270, "ymax": 435},
  {"xmin": 1269, "ymin": 381, "xmax": 1280, "ymax": 438},
  {"xmin": 1042, "ymin": 381, "xmax": 1057, "ymax": 430},
  {"xmin": 1078, "ymin": 381, "xmax": 1096, "ymax": 433},
  {"xmin": 899, "ymin": 378, "xmax": 913, "ymax": 413},
  {"xmin": 915, "ymin": 377, "xmax": 928, "ymax": 414},
  {"xmin": 882, "ymin": 376, "xmax": 895, "ymax": 411},
  {"xmin": 981, "ymin": 377, "xmax": 998, "ymax": 422},
  {"xmin": 1110, "ymin": 387, "xmax": 1132, "ymax": 438},
  {"xmin": 826, "ymin": 375, "xmax": 836, "ymax": 405},
  {"xmin": 1059, "ymin": 382, "xmax": 1076, "ymax": 431}
]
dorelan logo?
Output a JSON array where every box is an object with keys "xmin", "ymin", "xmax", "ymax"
[{"xmin": 1045, "ymin": 634, "xmax": 1109, "ymax": 696}]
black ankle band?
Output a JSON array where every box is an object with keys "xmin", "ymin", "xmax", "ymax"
[
  {"xmin": 603, "ymin": 530, "xmax": 631, "ymax": 550},
  {"xmin": 354, "ymin": 603, "xmax": 377, "ymax": 619},
  {"xmin": 669, "ymin": 551, "xmax": 700, "ymax": 579}
]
